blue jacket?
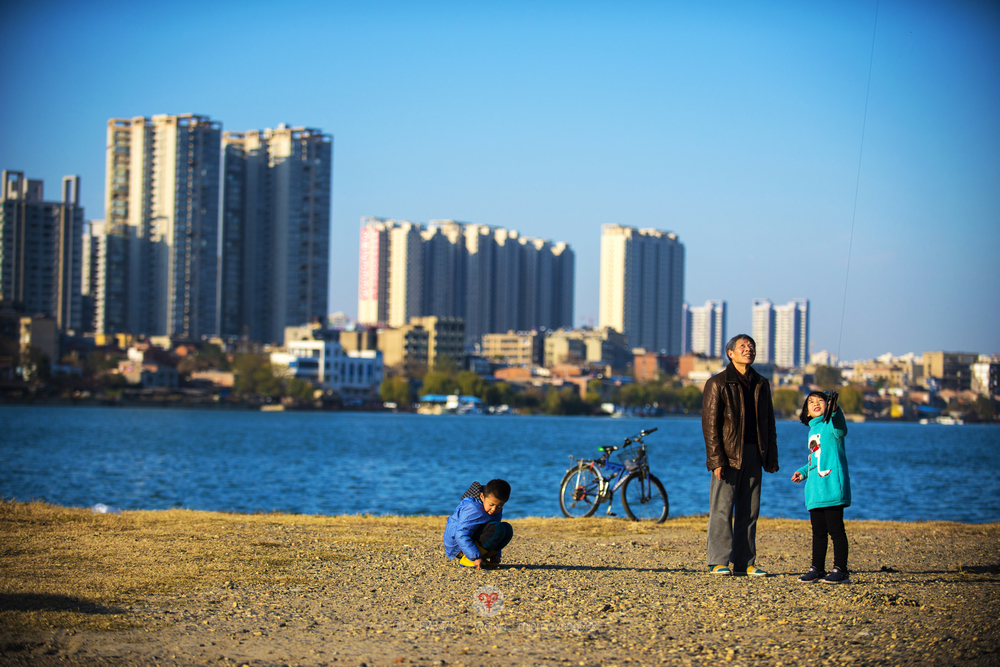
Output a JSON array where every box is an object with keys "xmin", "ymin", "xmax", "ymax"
[
  {"xmin": 796, "ymin": 408, "xmax": 851, "ymax": 510},
  {"xmin": 443, "ymin": 496, "xmax": 502, "ymax": 560}
]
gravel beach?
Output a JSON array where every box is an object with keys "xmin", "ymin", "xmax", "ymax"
[{"xmin": 1, "ymin": 504, "xmax": 998, "ymax": 666}]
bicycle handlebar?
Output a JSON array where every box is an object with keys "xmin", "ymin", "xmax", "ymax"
[{"xmin": 624, "ymin": 427, "xmax": 658, "ymax": 445}]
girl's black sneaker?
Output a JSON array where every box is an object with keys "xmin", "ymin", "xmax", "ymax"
[
  {"xmin": 797, "ymin": 566, "xmax": 826, "ymax": 583},
  {"xmin": 822, "ymin": 567, "xmax": 850, "ymax": 584}
]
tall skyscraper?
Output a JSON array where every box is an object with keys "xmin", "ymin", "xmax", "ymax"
[
  {"xmin": 219, "ymin": 125, "xmax": 332, "ymax": 343},
  {"xmin": 753, "ymin": 298, "xmax": 809, "ymax": 368},
  {"xmin": 752, "ymin": 299, "xmax": 775, "ymax": 363},
  {"xmin": 1, "ymin": 171, "xmax": 83, "ymax": 332},
  {"xmin": 682, "ymin": 302, "xmax": 692, "ymax": 353},
  {"xmin": 689, "ymin": 300, "xmax": 726, "ymax": 358},
  {"xmin": 80, "ymin": 220, "xmax": 105, "ymax": 332},
  {"xmin": 358, "ymin": 218, "xmax": 574, "ymax": 345},
  {"xmin": 99, "ymin": 114, "xmax": 221, "ymax": 338},
  {"xmin": 598, "ymin": 224, "xmax": 685, "ymax": 354}
]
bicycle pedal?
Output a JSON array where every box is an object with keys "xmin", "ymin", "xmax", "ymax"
[{"xmin": 605, "ymin": 511, "xmax": 618, "ymax": 516}]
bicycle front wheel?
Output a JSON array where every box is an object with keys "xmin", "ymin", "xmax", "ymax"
[
  {"xmin": 620, "ymin": 472, "xmax": 668, "ymax": 523},
  {"xmin": 559, "ymin": 465, "xmax": 602, "ymax": 518}
]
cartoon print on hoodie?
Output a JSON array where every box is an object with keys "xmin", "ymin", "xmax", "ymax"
[{"xmin": 808, "ymin": 433, "xmax": 832, "ymax": 477}]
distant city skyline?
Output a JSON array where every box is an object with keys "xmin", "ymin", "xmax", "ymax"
[{"xmin": 1, "ymin": 1, "xmax": 997, "ymax": 359}]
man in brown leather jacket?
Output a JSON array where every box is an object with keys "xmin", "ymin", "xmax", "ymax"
[{"xmin": 702, "ymin": 333, "xmax": 778, "ymax": 576}]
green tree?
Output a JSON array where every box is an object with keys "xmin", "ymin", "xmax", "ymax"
[
  {"xmin": 973, "ymin": 396, "xmax": 995, "ymax": 421},
  {"xmin": 839, "ymin": 385, "xmax": 864, "ymax": 414},
  {"xmin": 285, "ymin": 377, "xmax": 316, "ymax": 400},
  {"xmin": 420, "ymin": 370, "xmax": 457, "ymax": 397},
  {"xmin": 772, "ymin": 389, "xmax": 803, "ymax": 419},
  {"xmin": 253, "ymin": 364, "xmax": 282, "ymax": 397},
  {"xmin": 456, "ymin": 370, "xmax": 485, "ymax": 398},
  {"xmin": 232, "ymin": 354, "xmax": 281, "ymax": 397},
  {"xmin": 679, "ymin": 385, "xmax": 703, "ymax": 412},
  {"xmin": 584, "ymin": 379, "xmax": 604, "ymax": 407},
  {"xmin": 543, "ymin": 386, "xmax": 590, "ymax": 415},
  {"xmin": 814, "ymin": 365, "xmax": 842, "ymax": 390},
  {"xmin": 177, "ymin": 343, "xmax": 230, "ymax": 376},
  {"xmin": 433, "ymin": 354, "xmax": 459, "ymax": 376},
  {"xmin": 618, "ymin": 384, "xmax": 648, "ymax": 407},
  {"xmin": 380, "ymin": 376, "xmax": 412, "ymax": 406}
]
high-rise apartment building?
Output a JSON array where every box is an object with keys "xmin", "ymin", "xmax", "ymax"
[
  {"xmin": 688, "ymin": 300, "xmax": 726, "ymax": 358},
  {"xmin": 1, "ymin": 171, "xmax": 83, "ymax": 332},
  {"xmin": 751, "ymin": 299, "xmax": 775, "ymax": 363},
  {"xmin": 99, "ymin": 115, "xmax": 221, "ymax": 338},
  {"xmin": 358, "ymin": 218, "xmax": 574, "ymax": 346},
  {"xmin": 598, "ymin": 224, "xmax": 684, "ymax": 354},
  {"xmin": 80, "ymin": 220, "xmax": 105, "ymax": 332},
  {"xmin": 753, "ymin": 298, "xmax": 809, "ymax": 368},
  {"xmin": 219, "ymin": 125, "xmax": 332, "ymax": 343}
]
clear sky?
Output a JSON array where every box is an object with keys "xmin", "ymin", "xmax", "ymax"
[{"xmin": 1, "ymin": 0, "xmax": 997, "ymax": 361}]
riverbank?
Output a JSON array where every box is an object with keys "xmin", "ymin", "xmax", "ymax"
[{"xmin": 1, "ymin": 502, "xmax": 997, "ymax": 666}]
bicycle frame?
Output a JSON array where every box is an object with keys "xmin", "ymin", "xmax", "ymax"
[
  {"xmin": 571, "ymin": 444, "xmax": 649, "ymax": 509},
  {"xmin": 560, "ymin": 427, "xmax": 667, "ymax": 522}
]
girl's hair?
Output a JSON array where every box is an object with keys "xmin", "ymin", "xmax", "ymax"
[{"xmin": 800, "ymin": 391, "xmax": 829, "ymax": 425}]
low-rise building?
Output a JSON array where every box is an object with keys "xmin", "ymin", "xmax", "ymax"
[
  {"xmin": 923, "ymin": 351, "xmax": 978, "ymax": 391},
  {"xmin": 378, "ymin": 325, "xmax": 429, "ymax": 369},
  {"xmin": 543, "ymin": 327, "xmax": 628, "ymax": 371},
  {"xmin": 271, "ymin": 337, "xmax": 383, "ymax": 399},
  {"xmin": 339, "ymin": 327, "xmax": 378, "ymax": 353},
  {"xmin": 378, "ymin": 316, "xmax": 463, "ymax": 370},
  {"xmin": 117, "ymin": 359, "xmax": 179, "ymax": 388},
  {"xmin": 972, "ymin": 355, "xmax": 999, "ymax": 397},
  {"xmin": 544, "ymin": 335, "xmax": 585, "ymax": 368},
  {"xmin": 677, "ymin": 354, "xmax": 727, "ymax": 387},
  {"xmin": 633, "ymin": 352, "xmax": 680, "ymax": 384},
  {"xmin": 189, "ymin": 370, "xmax": 236, "ymax": 388},
  {"xmin": 19, "ymin": 314, "xmax": 57, "ymax": 364},
  {"xmin": 482, "ymin": 330, "xmax": 543, "ymax": 366}
]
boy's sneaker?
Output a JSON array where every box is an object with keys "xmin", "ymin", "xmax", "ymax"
[
  {"xmin": 822, "ymin": 567, "xmax": 850, "ymax": 584},
  {"xmin": 745, "ymin": 566, "xmax": 768, "ymax": 577},
  {"xmin": 797, "ymin": 566, "xmax": 827, "ymax": 583},
  {"xmin": 710, "ymin": 565, "xmax": 732, "ymax": 575}
]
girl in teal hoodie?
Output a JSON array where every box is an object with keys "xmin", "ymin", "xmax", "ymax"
[{"xmin": 791, "ymin": 391, "xmax": 852, "ymax": 584}]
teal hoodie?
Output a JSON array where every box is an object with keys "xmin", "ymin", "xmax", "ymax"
[{"xmin": 796, "ymin": 407, "xmax": 851, "ymax": 510}]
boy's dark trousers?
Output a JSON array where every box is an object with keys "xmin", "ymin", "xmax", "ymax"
[
  {"xmin": 472, "ymin": 521, "xmax": 513, "ymax": 558},
  {"xmin": 810, "ymin": 505, "xmax": 848, "ymax": 571}
]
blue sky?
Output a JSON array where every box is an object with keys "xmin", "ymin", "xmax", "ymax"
[{"xmin": 1, "ymin": 0, "xmax": 997, "ymax": 360}]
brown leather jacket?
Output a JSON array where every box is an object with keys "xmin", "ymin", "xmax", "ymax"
[{"xmin": 702, "ymin": 363, "xmax": 779, "ymax": 473}]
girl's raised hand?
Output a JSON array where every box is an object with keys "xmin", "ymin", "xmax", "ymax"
[{"xmin": 791, "ymin": 471, "xmax": 803, "ymax": 483}]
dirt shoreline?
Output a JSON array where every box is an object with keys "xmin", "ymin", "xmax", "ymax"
[{"xmin": 1, "ymin": 503, "xmax": 998, "ymax": 666}]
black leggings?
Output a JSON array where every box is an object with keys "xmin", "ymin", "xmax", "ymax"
[{"xmin": 810, "ymin": 506, "xmax": 848, "ymax": 572}]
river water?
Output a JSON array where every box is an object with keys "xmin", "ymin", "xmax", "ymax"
[{"xmin": 2, "ymin": 406, "xmax": 997, "ymax": 522}]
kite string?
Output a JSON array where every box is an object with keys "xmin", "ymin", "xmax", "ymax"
[{"xmin": 837, "ymin": 0, "xmax": 880, "ymax": 363}]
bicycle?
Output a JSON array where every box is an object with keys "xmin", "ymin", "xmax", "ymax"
[{"xmin": 559, "ymin": 427, "xmax": 669, "ymax": 523}]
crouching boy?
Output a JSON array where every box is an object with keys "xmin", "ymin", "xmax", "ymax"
[{"xmin": 443, "ymin": 479, "xmax": 513, "ymax": 569}]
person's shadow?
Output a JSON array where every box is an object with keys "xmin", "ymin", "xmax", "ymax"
[{"xmin": 0, "ymin": 593, "xmax": 126, "ymax": 615}]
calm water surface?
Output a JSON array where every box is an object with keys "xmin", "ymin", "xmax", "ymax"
[{"xmin": 1, "ymin": 406, "xmax": 997, "ymax": 522}]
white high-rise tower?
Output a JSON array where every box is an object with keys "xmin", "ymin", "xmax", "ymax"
[
  {"xmin": 753, "ymin": 298, "xmax": 809, "ymax": 368},
  {"xmin": 689, "ymin": 300, "xmax": 727, "ymax": 357},
  {"xmin": 101, "ymin": 114, "xmax": 221, "ymax": 338},
  {"xmin": 598, "ymin": 224, "xmax": 684, "ymax": 354},
  {"xmin": 219, "ymin": 125, "xmax": 332, "ymax": 343}
]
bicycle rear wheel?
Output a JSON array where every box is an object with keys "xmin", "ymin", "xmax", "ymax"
[
  {"xmin": 620, "ymin": 472, "xmax": 668, "ymax": 523},
  {"xmin": 559, "ymin": 465, "xmax": 602, "ymax": 518}
]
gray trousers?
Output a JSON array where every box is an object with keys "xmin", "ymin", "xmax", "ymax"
[{"xmin": 707, "ymin": 443, "xmax": 762, "ymax": 569}]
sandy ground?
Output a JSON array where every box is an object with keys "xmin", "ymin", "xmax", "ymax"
[{"xmin": 1, "ymin": 508, "xmax": 998, "ymax": 667}]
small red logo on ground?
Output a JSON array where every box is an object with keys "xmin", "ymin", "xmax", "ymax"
[{"xmin": 473, "ymin": 585, "xmax": 504, "ymax": 617}]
